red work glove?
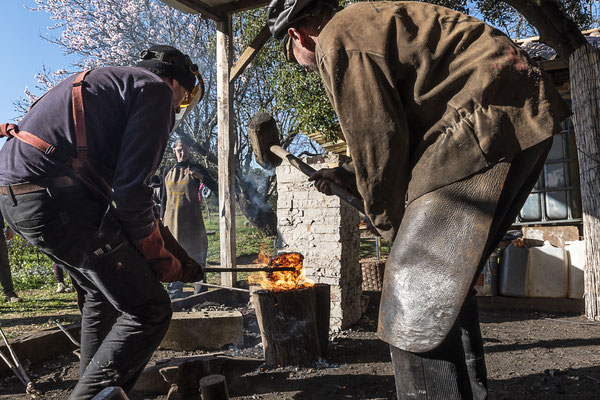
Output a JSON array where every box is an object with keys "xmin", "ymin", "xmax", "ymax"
[{"xmin": 133, "ymin": 223, "xmax": 182, "ymax": 282}]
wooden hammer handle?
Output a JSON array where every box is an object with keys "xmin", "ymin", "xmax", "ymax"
[{"xmin": 269, "ymin": 145, "xmax": 365, "ymax": 214}]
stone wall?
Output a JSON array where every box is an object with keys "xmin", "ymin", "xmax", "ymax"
[{"xmin": 276, "ymin": 153, "xmax": 362, "ymax": 331}]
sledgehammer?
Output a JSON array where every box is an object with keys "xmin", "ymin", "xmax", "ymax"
[{"xmin": 248, "ymin": 113, "xmax": 365, "ymax": 214}]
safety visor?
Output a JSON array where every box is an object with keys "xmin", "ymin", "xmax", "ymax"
[{"xmin": 180, "ymin": 64, "xmax": 205, "ymax": 109}]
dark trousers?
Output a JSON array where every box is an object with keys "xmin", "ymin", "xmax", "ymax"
[
  {"xmin": 390, "ymin": 291, "xmax": 487, "ymax": 399},
  {"xmin": 0, "ymin": 231, "xmax": 15, "ymax": 296},
  {"xmin": 54, "ymin": 263, "xmax": 65, "ymax": 284},
  {"xmin": 0, "ymin": 185, "xmax": 172, "ymax": 400},
  {"xmin": 388, "ymin": 139, "xmax": 552, "ymax": 399}
]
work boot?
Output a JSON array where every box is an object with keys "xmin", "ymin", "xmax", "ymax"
[
  {"xmin": 4, "ymin": 291, "xmax": 21, "ymax": 303},
  {"xmin": 56, "ymin": 282, "xmax": 67, "ymax": 293}
]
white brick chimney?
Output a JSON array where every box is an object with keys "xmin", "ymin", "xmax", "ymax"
[{"xmin": 276, "ymin": 153, "xmax": 362, "ymax": 331}]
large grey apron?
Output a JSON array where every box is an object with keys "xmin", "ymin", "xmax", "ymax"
[
  {"xmin": 163, "ymin": 166, "xmax": 208, "ymax": 265},
  {"xmin": 378, "ymin": 139, "xmax": 552, "ymax": 353}
]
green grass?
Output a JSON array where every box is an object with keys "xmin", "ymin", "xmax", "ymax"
[
  {"xmin": 8, "ymin": 236, "xmax": 55, "ymax": 291},
  {"xmin": 0, "ymin": 288, "xmax": 79, "ymax": 339},
  {"xmin": 204, "ymin": 214, "xmax": 276, "ymax": 265}
]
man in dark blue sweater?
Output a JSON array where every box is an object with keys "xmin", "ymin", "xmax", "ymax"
[{"xmin": 0, "ymin": 45, "xmax": 205, "ymax": 399}]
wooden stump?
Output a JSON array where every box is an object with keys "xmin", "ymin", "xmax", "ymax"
[
  {"xmin": 252, "ymin": 286, "xmax": 322, "ymax": 366},
  {"xmin": 199, "ymin": 374, "xmax": 229, "ymax": 400},
  {"xmin": 314, "ymin": 284, "xmax": 330, "ymax": 356}
]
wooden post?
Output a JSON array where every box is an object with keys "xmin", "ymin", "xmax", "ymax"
[
  {"xmin": 217, "ymin": 16, "xmax": 237, "ymax": 287},
  {"xmin": 569, "ymin": 44, "xmax": 600, "ymax": 320}
]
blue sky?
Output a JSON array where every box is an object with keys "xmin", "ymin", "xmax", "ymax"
[{"xmin": 0, "ymin": 2, "xmax": 75, "ymax": 123}]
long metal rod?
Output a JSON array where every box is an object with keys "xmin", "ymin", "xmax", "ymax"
[
  {"xmin": 204, "ymin": 267, "xmax": 295, "ymax": 273},
  {"xmin": 0, "ymin": 327, "xmax": 31, "ymax": 387},
  {"xmin": 196, "ymin": 282, "xmax": 250, "ymax": 293},
  {"xmin": 0, "ymin": 348, "xmax": 26, "ymax": 386},
  {"xmin": 52, "ymin": 320, "xmax": 81, "ymax": 347}
]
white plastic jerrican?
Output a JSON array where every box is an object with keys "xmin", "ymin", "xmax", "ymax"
[
  {"xmin": 527, "ymin": 241, "xmax": 568, "ymax": 298},
  {"xmin": 565, "ymin": 240, "xmax": 585, "ymax": 299},
  {"xmin": 499, "ymin": 244, "xmax": 529, "ymax": 297}
]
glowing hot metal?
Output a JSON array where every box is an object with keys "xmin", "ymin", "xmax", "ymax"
[{"xmin": 249, "ymin": 252, "xmax": 313, "ymax": 291}]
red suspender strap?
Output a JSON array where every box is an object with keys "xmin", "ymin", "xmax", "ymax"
[
  {"xmin": 72, "ymin": 70, "xmax": 91, "ymax": 151},
  {"xmin": 0, "ymin": 70, "xmax": 92, "ymax": 158},
  {"xmin": 0, "ymin": 123, "xmax": 56, "ymax": 155}
]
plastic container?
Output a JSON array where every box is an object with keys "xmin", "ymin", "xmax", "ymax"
[
  {"xmin": 565, "ymin": 240, "xmax": 585, "ymax": 299},
  {"xmin": 499, "ymin": 244, "xmax": 529, "ymax": 297},
  {"xmin": 475, "ymin": 251, "xmax": 500, "ymax": 296},
  {"xmin": 527, "ymin": 241, "xmax": 568, "ymax": 298}
]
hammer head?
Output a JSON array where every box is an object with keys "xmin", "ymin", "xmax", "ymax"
[{"xmin": 248, "ymin": 112, "xmax": 282, "ymax": 169}]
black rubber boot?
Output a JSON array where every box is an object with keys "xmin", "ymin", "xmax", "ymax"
[{"xmin": 390, "ymin": 292, "xmax": 487, "ymax": 400}]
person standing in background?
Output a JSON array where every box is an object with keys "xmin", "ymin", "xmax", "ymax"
[
  {"xmin": 53, "ymin": 263, "xmax": 73, "ymax": 293},
  {"xmin": 161, "ymin": 137, "xmax": 217, "ymax": 298},
  {"xmin": 0, "ymin": 213, "xmax": 20, "ymax": 303}
]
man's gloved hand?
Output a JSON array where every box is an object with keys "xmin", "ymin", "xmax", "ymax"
[
  {"xmin": 159, "ymin": 223, "xmax": 205, "ymax": 283},
  {"xmin": 308, "ymin": 167, "xmax": 346, "ymax": 196},
  {"xmin": 133, "ymin": 223, "xmax": 182, "ymax": 282},
  {"xmin": 180, "ymin": 260, "xmax": 205, "ymax": 283}
]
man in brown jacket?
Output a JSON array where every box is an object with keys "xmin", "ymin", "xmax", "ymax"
[{"xmin": 268, "ymin": 1, "xmax": 570, "ymax": 398}]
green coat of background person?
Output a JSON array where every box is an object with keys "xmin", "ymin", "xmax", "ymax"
[{"xmin": 161, "ymin": 137, "xmax": 217, "ymax": 299}]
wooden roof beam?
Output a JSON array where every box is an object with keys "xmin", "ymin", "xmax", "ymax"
[
  {"xmin": 165, "ymin": 0, "xmax": 226, "ymax": 21},
  {"xmin": 230, "ymin": 24, "xmax": 271, "ymax": 83},
  {"xmin": 215, "ymin": 0, "xmax": 269, "ymax": 14}
]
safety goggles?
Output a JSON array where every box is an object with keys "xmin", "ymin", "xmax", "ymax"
[{"xmin": 180, "ymin": 64, "xmax": 205, "ymax": 109}]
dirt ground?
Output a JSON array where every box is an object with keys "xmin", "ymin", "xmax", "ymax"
[{"xmin": 2, "ymin": 298, "xmax": 600, "ymax": 400}]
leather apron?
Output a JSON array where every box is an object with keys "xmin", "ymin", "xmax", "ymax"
[{"xmin": 163, "ymin": 166, "xmax": 208, "ymax": 264}]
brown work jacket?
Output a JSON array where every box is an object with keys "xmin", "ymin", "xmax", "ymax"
[{"xmin": 316, "ymin": 1, "xmax": 570, "ymax": 242}]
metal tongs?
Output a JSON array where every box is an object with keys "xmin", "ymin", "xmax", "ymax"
[{"xmin": 0, "ymin": 326, "xmax": 40, "ymax": 396}]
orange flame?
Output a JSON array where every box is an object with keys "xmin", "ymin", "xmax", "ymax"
[
  {"xmin": 249, "ymin": 251, "xmax": 313, "ymax": 291},
  {"xmin": 254, "ymin": 244, "xmax": 271, "ymax": 266}
]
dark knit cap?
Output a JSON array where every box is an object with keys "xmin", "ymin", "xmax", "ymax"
[
  {"xmin": 135, "ymin": 45, "xmax": 197, "ymax": 93},
  {"xmin": 267, "ymin": 0, "xmax": 339, "ymax": 43}
]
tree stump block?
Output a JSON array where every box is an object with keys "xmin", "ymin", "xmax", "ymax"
[
  {"xmin": 252, "ymin": 286, "xmax": 323, "ymax": 366},
  {"xmin": 199, "ymin": 374, "xmax": 229, "ymax": 400}
]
